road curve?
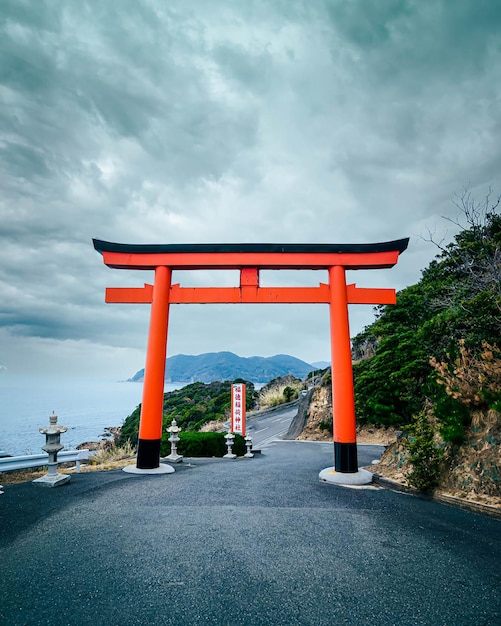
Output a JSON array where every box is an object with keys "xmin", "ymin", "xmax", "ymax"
[{"xmin": 247, "ymin": 404, "xmax": 298, "ymax": 448}]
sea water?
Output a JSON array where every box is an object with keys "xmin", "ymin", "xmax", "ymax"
[{"xmin": 0, "ymin": 376, "xmax": 184, "ymax": 456}]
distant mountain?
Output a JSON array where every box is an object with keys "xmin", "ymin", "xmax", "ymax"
[
  {"xmin": 310, "ymin": 361, "xmax": 330, "ymax": 369},
  {"xmin": 129, "ymin": 352, "xmax": 316, "ymax": 384}
]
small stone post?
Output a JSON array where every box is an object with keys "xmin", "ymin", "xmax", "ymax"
[
  {"xmin": 223, "ymin": 432, "xmax": 236, "ymax": 459},
  {"xmin": 244, "ymin": 435, "xmax": 254, "ymax": 458},
  {"xmin": 33, "ymin": 412, "xmax": 70, "ymax": 487},
  {"xmin": 165, "ymin": 419, "xmax": 183, "ymax": 463}
]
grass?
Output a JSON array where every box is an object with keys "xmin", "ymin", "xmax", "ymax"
[
  {"xmin": 89, "ymin": 441, "xmax": 136, "ymax": 465},
  {"xmin": 259, "ymin": 382, "xmax": 302, "ymax": 410}
]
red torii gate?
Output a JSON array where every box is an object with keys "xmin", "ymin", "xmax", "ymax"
[{"xmin": 94, "ymin": 239, "xmax": 408, "ymax": 476}]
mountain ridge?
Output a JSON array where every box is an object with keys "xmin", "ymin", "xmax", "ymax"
[{"xmin": 129, "ymin": 351, "xmax": 316, "ymax": 384}]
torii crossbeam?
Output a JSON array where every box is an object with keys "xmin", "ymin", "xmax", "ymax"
[{"xmin": 94, "ymin": 239, "xmax": 408, "ymax": 476}]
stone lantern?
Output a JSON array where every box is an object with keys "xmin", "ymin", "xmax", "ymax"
[
  {"xmin": 244, "ymin": 435, "xmax": 254, "ymax": 458},
  {"xmin": 33, "ymin": 412, "xmax": 70, "ymax": 487},
  {"xmin": 165, "ymin": 419, "xmax": 183, "ymax": 463},
  {"xmin": 223, "ymin": 432, "xmax": 236, "ymax": 459}
]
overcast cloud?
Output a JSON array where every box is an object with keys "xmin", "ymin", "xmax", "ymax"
[{"xmin": 1, "ymin": 0, "xmax": 500, "ymax": 378}]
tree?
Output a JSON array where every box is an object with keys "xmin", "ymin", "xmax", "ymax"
[
  {"xmin": 422, "ymin": 187, "xmax": 501, "ymax": 318},
  {"xmin": 283, "ymin": 386, "xmax": 295, "ymax": 403},
  {"xmin": 353, "ymin": 187, "xmax": 500, "ymax": 436}
]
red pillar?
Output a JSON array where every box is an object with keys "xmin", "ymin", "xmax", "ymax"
[
  {"xmin": 137, "ymin": 265, "xmax": 172, "ymax": 469},
  {"xmin": 328, "ymin": 265, "xmax": 358, "ymax": 472}
]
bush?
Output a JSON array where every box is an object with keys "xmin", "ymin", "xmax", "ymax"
[
  {"xmin": 319, "ymin": 419, "xmax": 333, "ymax": 434},
  {"xmin": 432, "ymin": 390, "xmax": 470, "ymax": 445},
  {"xmin": 431, "ymin": 340, "xmax": 501, "ymax": 411},
  {"xmin": 405, "ymin": 412, "xmax": 443, "ymax": 493},
  {"xmin": 160, "ymin": 431, "xmax": 246, "ymax": 457}
]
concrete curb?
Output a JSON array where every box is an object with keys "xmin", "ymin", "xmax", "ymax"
[{"xmin": 370, "ymin": 472, "xmax": 501, "ymax": 519}]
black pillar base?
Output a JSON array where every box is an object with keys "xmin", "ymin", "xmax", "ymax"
[
  {"xmin": 334, "ymin": 441, "xmax": 358, "ymax": 473},
  {"xmin": 137, "ymin": 439, "xmax": 161, "ymax": 469}
]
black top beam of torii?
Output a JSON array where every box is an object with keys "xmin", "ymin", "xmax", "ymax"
[{"xmin": 93, "ymin": 238, "xmax": 409, "ymax": 256}]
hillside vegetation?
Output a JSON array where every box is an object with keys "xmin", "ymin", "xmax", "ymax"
[
  {"xmin": 351, "ymin": 190, "xmax": 500, "ymax": 497},
  {"xmin": 118, "ymin": 375, "xmax": 309, "ymax": 454},
  {"xmin": 120, "ymin": 379, "xmax": 257, "ymax": 449}
]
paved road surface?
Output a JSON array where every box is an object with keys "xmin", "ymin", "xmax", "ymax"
[
  {"xmin": 1, "ymin": 442, "xmax": 500, "ymax": 625},
  {"xmin": 247, "ymin": 405, "xmax": 298, "ymax": 448}
]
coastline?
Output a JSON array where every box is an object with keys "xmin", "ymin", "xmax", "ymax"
[
  {"xmin": 0, "ymin": 378, "xmax": 185, "ymax": 457},
  {"xmin": 76, "ymin": 426, "xmax": 122, "ymax": 451}
]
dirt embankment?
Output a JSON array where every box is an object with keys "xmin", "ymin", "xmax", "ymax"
[
  {"xmin": 295, "ymin": 384, "xmax": 397, "ymax": 445},
  {"xmin": 295, "ymin": 383, "xmax": 500, "ymax": 511},
  {"xmin": 375, "ymin": 409, "xmax": 501, "ymax": 509}
]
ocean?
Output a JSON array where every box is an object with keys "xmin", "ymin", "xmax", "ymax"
[{"xmin": 0, "ymin": 376, "xmax": 184, "ymax": 456}]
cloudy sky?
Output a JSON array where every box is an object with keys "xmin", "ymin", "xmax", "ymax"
[{"xmin": 1, "ymin": 0, "xmax": 500, "ymax": 379}]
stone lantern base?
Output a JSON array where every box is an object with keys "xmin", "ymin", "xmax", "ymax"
[
  {"xmin": 33, "ymin": 473, "xmax": 70, "ymax": 488},
  {"xmin": 164, "ymin": 452, "xmax": 183, "ymax": 463}
]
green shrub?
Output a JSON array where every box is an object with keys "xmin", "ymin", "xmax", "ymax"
[
  {"xmin": 432, "ymin": 390, "xmax": 470, "ymax": 445},
  {"xmin": 321, "ymin": 372, "xmax": 331, "ymax": 387},
  {"xmin": 319, "ymin": 419, "xmax": 333, "ymax": 434},
  {"xmin": 405, "ymin": 412, "xmax": 443, "ymax": 493},
  {"xmin": 283, "ymin": 386, "xmax": 295, "ymax": 402},
  {"xmin": 160, "ymin": 431, "xmax": 246, "ymax": 457}
]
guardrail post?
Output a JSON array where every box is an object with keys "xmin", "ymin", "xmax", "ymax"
[{"xmin": 33, "ymin": 412, "xmax": 70, "ymax": 487}]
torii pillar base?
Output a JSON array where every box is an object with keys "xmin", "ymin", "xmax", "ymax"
[
  {"xmin": 123, "ymin": 463, "xmax": 175, "ymax": 475},
  {"xmin": 319, "ymin": 467, "xmax": 373, "ymax": 486}
]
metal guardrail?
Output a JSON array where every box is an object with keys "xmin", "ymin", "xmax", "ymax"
[
  {"xmin": 247, "ymin": 398, "xmax": 300, "ymax": 419},
  {"xmin": 0, "ymin": 449, "xmax": 90, "ymax": 474}
]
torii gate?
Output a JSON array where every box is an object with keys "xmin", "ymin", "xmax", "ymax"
[{"xmin": 94, "ymin": 239, "xmax": 408, "ymax": 479}]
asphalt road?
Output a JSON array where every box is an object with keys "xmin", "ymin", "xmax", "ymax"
[
  {"xmin": 247, "ymin": 405, "xmax": 298, "ymax": 448},
  {"xmin": 1, "ymin": 442, "xmax": 500, "ymax": 626}
]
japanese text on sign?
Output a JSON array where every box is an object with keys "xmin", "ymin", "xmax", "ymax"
[{"xmin": 231, "ymin": 383, "xmax": 246, "ymax": 435}]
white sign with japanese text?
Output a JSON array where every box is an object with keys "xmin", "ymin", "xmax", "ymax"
[{"xmin": 231, "ymin": 383, "xmax": 246, "ymax": 435}]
